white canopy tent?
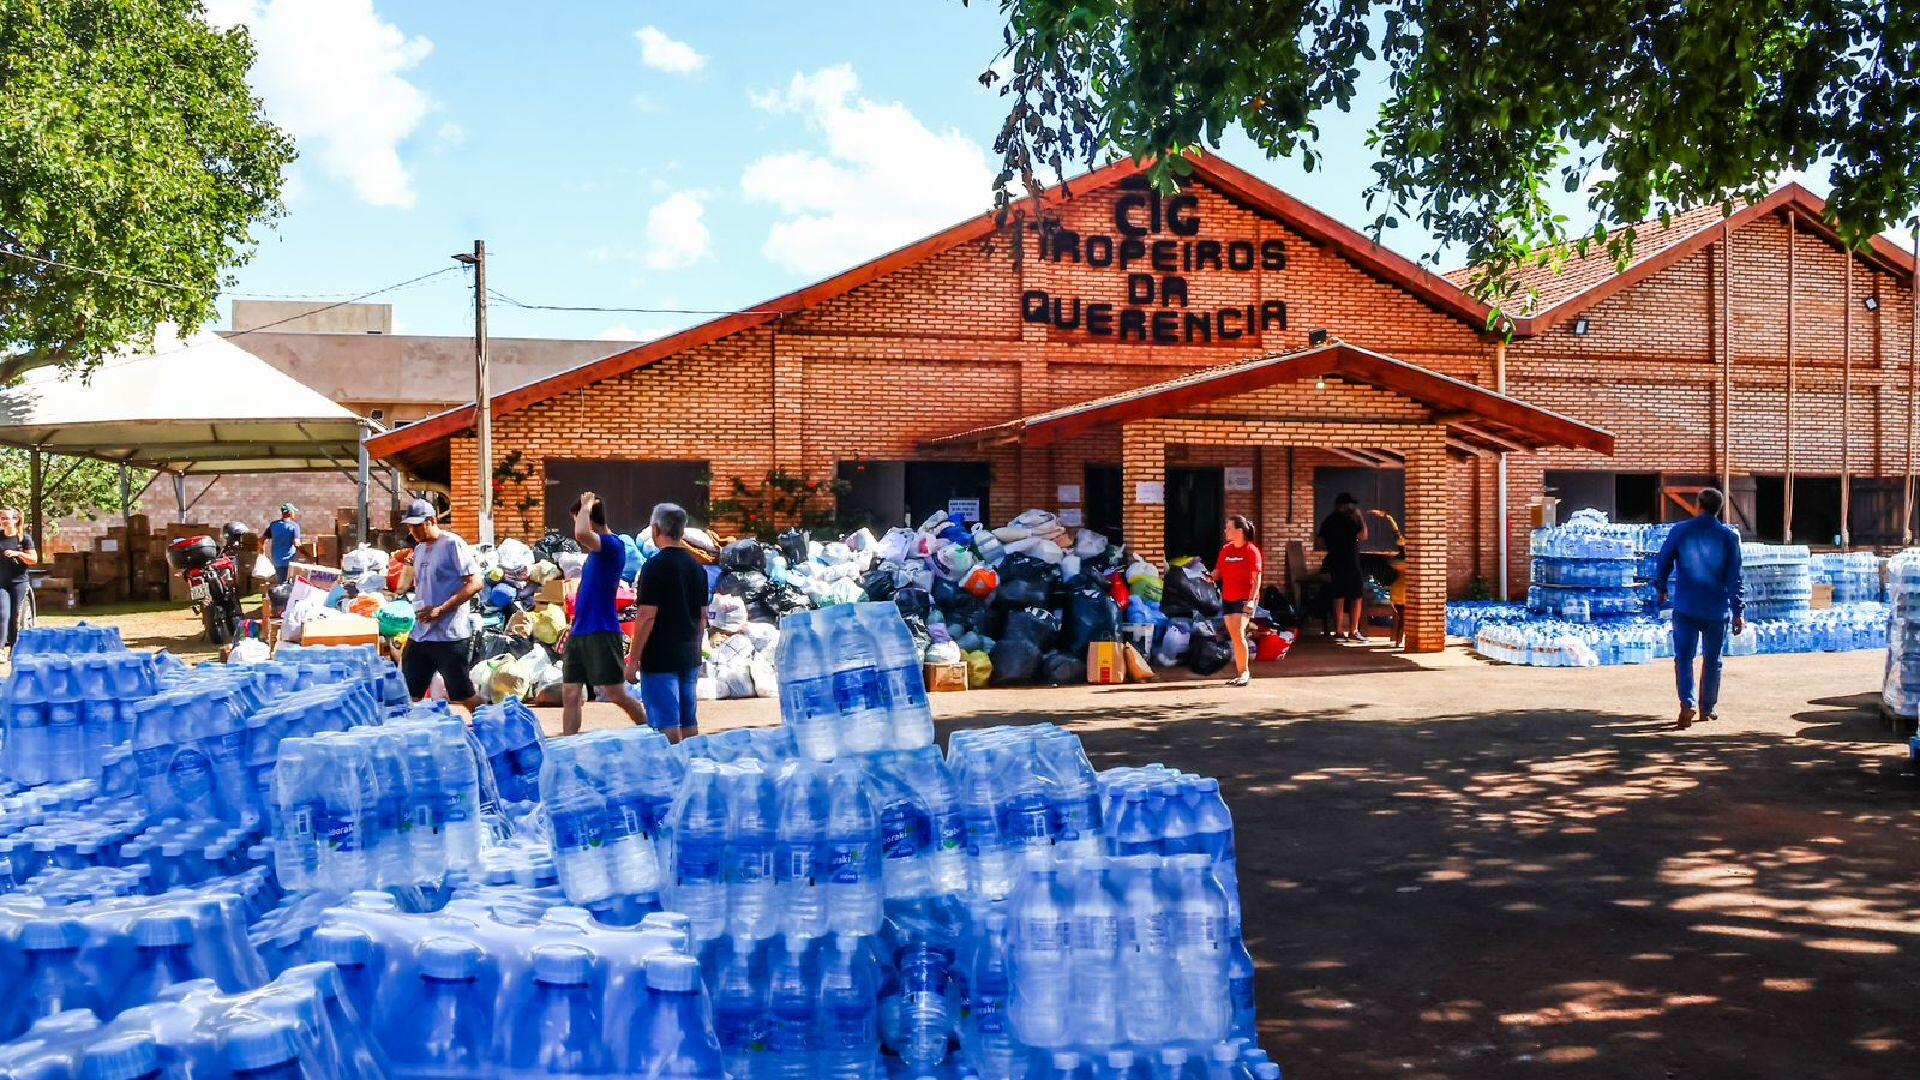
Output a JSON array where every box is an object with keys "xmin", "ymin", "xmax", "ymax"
[{"xmin": 0, "ymin": 329, "xmax": 393, "ymax": 555}]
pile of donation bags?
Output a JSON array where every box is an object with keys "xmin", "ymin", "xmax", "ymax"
[{"xmin": 0, "ymin": 617, "xmax": 1280, "ymax": 1079}]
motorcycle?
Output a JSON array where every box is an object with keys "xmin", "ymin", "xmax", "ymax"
[{"xmin": 166, "ymin": 522, "xmax": 252, "ymax": 645}]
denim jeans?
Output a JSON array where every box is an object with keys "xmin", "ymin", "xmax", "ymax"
[
  {"xmin": 1672, "ymin": 611, "xmax": 1729, "ymax": 715},
  {"xmin": 639, "ymin": 669, "xmax": 700, "ymax": 732}
]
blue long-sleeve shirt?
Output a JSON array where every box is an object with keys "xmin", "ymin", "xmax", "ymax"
[{"xmin": 1653, "ymin": 513, "xmax": 1745, "ymax": 622}]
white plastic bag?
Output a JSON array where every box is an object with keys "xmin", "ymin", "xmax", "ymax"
[
  {"xmin": 228, "ymin": 638, "xmax": 272, "ymax": 665},
  {"xmin": 709, "ymin": 594, "xmax": 749, "ymax": 634},
  {"xmin": 742, "ymin": 622, "xmax": 781, "ymax": 655},
  {"xmin": 252, "ymin": 553, "xmax": 277, "ymax": 580},
  {"xmin": 1073, "ymin": 529, "xmax": 1109, "ymax": 558},
  {"xmin": 877, "ymin": 528, "xmax": 919, "ymax": 564},
  {"xmin": 924, "ymin": 640, "xmax": 964, "ymax": 665},
  {"xmin": 749, "ymin": 658, "xmax": 778, "ymax": 698},
  {"xmin": 342, "ymin": 544, "xmax": 391, "ymax": 575},
  {"xmin": 494, "ymin": 538, "xmax": 534, "ymax": 574},
  {"xmin": 556, "ymin": 552, "xmax": 588, "ymax": 580}
]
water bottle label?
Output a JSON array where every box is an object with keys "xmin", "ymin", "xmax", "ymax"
[
  {"xmin": 831, "ymin": 663, "xmax": 883, "ymax": 713},
  {"xmin": 933, "ymin": 809, "xmax": 964, "ymax": 853},
  {"xmin": 879, "ymin": 801, "xmax": 930, "ymax": 860},
  {"xmin": 412, "ymin": 794, "xmax": 442, "ymax": 833},
  {"xmin": 1125, "ymin": 910, "xmax": 1170, "ymax": 952},
  {"xmin": 607, "ymin": 795, "xmax": 651, "ymax": 841},
  {"xmin": 966, "ymin": 993, "xmax": 1008, "ymax": 1034},
  {"xmin": 765, "ymin": 1013, "xmax": 812, "ymax": 1052},
  {"xmin": 825, "ymin": 839, "xmax": 875, "ymax": 883},
  {"xmin": 780, "ymin": 675, "xmax": 836, "ymax": 722},
  {"xmin": 775, "ymin": 841, "xmax": 815, "ymax": 885},
  {"xmin": 677, "ymin": 837, "xmax": 725, "ymax": 884},
  {"xmin": 323, "ymin": 806, "xmax": 361, "ymax": 853},
  {"xmin": 48, "ymin": 703, "xmax": 80, "ymax": 729},
  {"xmin": 133, "ymin": 745, "xmax": 168, "ymax": 780},
  {"xmin": 166, "ymin": 748, "xmax": 214, "ymax": 802},
  {"xmin": 879, "ymin": 663, "xmax": 928, "ymax": 710},
  {"xmin": 715, "ymin": 1008, "xmax": 768, "ymax": 1053},
  {"xmin": 961, "ymin": 808, "xmax": 999, "ymax": 855},
  {"xmin": 1017, "ymin": 917, "xmax": 1069, "ymax": 952},
  {"xmin": 209, "ymin": 730, "xmax": 244, "ymax": 765},
  {"xmin": 442, "ymin": 786, "xmax": 473, "ymax": 824},
  {"xmin": 288, "ymin": 800, "xmax": 320, "ymax": 840},
  {"xmin": 552, "ymin": 808, "xmax": 606, "ymax": 853},
  {"xmin": 820, "ymin": 1001, "xmax": 873, "ymax": 1049},
  {"xmin": 1231, "ymin": 972, "xmax": 1256, "ymax": 1015},
  {"xmin": 1171, "ymin": 912, "xmax": 1225, "ymax": 949},
  {"xmin": 729, "ymin": 840, "xmax": 775, "ymax": 885},
  {"xmin": 1000, "ymin": 796, "xmax": 1051, "ymax": 845},
  {"xmin": 1072, "ymin": 914, "xmax": 1121, "ymax": 951},
  {"xmin": 1048, "ymin": 796, "xmax": 1098, "ymax": 842}
]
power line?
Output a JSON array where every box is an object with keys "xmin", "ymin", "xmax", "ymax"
[
  {"xmin": 485, "ymin": 288, "xmax": 775, "ymax": 317},
  {"xmin": 0, "ymin": 241, "xmax": 461, "ymax": 301}
]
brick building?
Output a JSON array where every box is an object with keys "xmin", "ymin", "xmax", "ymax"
[{"xmin": 368, "ymin": 155, "xmax": 1920, "ymax": 652}]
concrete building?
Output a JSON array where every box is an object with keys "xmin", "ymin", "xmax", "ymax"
[{"xmin": 366, "ymin": 154, "xmax": 1920, "ymax": 653}]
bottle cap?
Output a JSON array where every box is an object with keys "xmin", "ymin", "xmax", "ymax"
[
  {"xmin": 133, "ymin": 912, "xmax": 195, "ymax": 948},
  {"xmin": 80, "ymin": 1033, "xmax": 159, "ymax": 1080},
  {"xmin": 307, "ymin": 925, "xmax": 373, "ymax": 966},
  {"xmin": 222, "ymin": 1018, "xmax": 300, "ymax": 1071},
  {"xmin": 419, "ymin": 937, "xmax": 484, "ymax": 980},
  {"xmin": 532, "ymin": 944, "xmax": 595, "ymax": 985},
  {"xmin": 1158, "ymin": 1047, "xmax": 1191, "ymax": 1066},
  {"xmin": 646, "ymin": 952, "xmax": 701, "ymax": 992},
  {"xmin": 1104, "ymin": 1050, "xmax": 1135, "ymax": 1069},
  {"xmin": 1050, "ymin": 1052, "xmax": 1082, "ymax": 1071},
  {"xmin": 20, "ymin": 917, "xmax": 81, "ymax": 951}
]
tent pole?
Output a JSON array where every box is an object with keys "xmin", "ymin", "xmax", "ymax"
[
  {"xmin": 173, "ymin": 473, "xmax": 187, "ymax": 524},
  {"xmin": 29, "ymin": 448, "xmax": 43, "ymax": 556},
  {"xmin": 118, "ymin": 463, "xmax": 132, "ymax": 597},
  {"xmin": 356, "ymin": 426, "xmax": 371, "ymax": 548}
]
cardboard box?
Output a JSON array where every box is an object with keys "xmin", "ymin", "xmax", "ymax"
[
  {"xmin": 1810, "ymin": 583, "xmax": 1834, "ymax": 610},
  {"xmin": 924, "ymin": 662, "xmax": 968, "ymax": 693},
  {"xmin": 538, "ymin": 578, "xmax": 570, "ymax": 605},
  {"xmin": 296, "ymin": 613, "xmax": 380, "ymax": 647},
  {"xmin": 287, "ymin": 561, "xmax": 342, "ymax": 591}
]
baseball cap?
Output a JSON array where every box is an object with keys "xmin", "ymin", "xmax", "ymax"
[
  {"xmin": 279, "ymin": 503, "xmax": 298, "ymax": 515},
  {"xmin": 1334, "ymin": 492, "xmax": 1358, "ymax": 507},
  {"xmin": 400, "ymin": 498, "xmax": 437, "ymax": 525}
]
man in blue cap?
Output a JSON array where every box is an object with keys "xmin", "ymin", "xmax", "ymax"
[
  {"xmin": 400, "ymin": 497, "xmax": 484, "ymax": 709},
  {"xmin": 1653, "ymin": 488, "xmax": 1746, "ymax": 730},
  {"xmin": 263, "ymin": 503, "xmax": 300, "ymax": 583}
]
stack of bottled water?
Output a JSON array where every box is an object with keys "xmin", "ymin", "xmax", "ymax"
[
  {"xmin": 774, "ymin": 602, "xmax": 935, "ymax": 760},
  {"xmin": 471, "ymin": 697, "xmax": 546, "ymax": 804},
  {"xmin": 269, "ymin": 714, "xmax": 482, "ymax": 893},
  {"xmin": 13, "ymin": 623, "xmax": 125, "ymax": 655},
  {"xmin": 1, "ymin": 647, "xmax": 161, "ymax": 785},
  {"xmin": 1473, "ymin": 618, "xmax": 1669, "ymax": 667},
  {"xmin": 1812, "ymin": 551, "xmax": 1886, "ymax": 603},
  {"xmin": 538, "ymin": 728, "xmax": 682, "ymax": 910},
  {"xmin": 1883, "ymin": 550, "xmax": 1920, "ymax": 720},
  {"xmin": 1526, "ymin": 510, "xmax": 1658, "ymax": 621},
  {"xmin": 946, "ymin": 724, "xmax": 1105, "ymax": 901},
  {"xmin": 1445, "ymin": 602, "xmax": 1528, "ymax": 640},
  {"xmin": 1742, "ymin": 543, "xmax": 1815, "ymax": 619}
]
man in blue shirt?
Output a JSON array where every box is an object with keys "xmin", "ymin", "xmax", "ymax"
[
  {"xmin": 263, "ymin": 504, "xmax": 300, "ymax": 583},
  {"xmin": 1652, "ymin": 488, "xmax": 1746, "ymax": 730},
  {"xmin": 559, "ymin": 492, "xmax": 648, "ymax": 735}
]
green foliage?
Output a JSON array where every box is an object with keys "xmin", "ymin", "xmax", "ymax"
[
  {"xmin": 0, "ymin": 0, "xmax": 294, "ymax": 378},
  {"xmin": 706, "ymin": 469, "xmax": 850, "ymax": 539},
  {"xmin": 0, "ymin": 449, "xmax": 144, "ymax": 526},
  {"xmin": 973, "ymin": 0, "xmax": 1920, "ymax": 307}
]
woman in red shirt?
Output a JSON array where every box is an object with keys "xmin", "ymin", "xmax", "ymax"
[{"xmin": 1214, "ymin": 514, "xmax": 1263, "ymax": 686}]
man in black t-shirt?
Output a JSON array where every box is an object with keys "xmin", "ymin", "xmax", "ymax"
[
  {"xmin": 1317, "ymin": 492, "xmax": 1369, "ymax": 642},
  {"xmin": 625, "ymin": 502, "xmax": 710, "ymax": 742}
]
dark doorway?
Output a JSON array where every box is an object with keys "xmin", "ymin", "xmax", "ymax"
[
  {"xmin": 543, "ymin": 459, "xmax": 709, "ymax": 534},
  {"xmin": 1084, "ymin": 464, "xmax": 1124, "ymax": 542},
  {"xmin": 1165, "ymin": 467, "xmax": 1224, "ymax": 562},
  {"xmin": 1312, "ymin": 466, "xmax": 1406, "ymax": 535},
  {"xmin": 905, "ymin": 461, "xmax": 992, "ymax": 529}
]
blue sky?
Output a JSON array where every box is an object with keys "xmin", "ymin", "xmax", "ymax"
[{"xmin": 203, "ymin": 2, "xmax": 1806, "ymax": 343}]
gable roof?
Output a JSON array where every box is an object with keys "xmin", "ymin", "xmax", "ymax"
[
  {"xmin": 367, "ymin": 154, "xmax": 1497, "ymax": 472},
  {"xmin": 1447, "ymin": 183, "xmax": 1919, "ymax": 334},
  {"xmin": 926, "ymin": 340, "xmax": 1614, "ymax": 457}
]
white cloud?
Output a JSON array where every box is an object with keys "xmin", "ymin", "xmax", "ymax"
[
  {"xmin": 641, "ymin": 191, "xmax": 712, "ymax": 271},
  {"xmin": 742, "ymin": 65, "xmax": 995, "ymax": 275},
  {"xmin": 204, "ymin": 0, "xmax": 433, "ymax": 209},
  {"xmin": 635, "ymin": 26, "xmax": 706, "ymax": 75},
  {"xmin": 432, "ymin": 121, "xmax": 467, "ymax": 153},
  {"xmin": 596, "ymin": 324, "xmax": 670, "ymax": 342}
]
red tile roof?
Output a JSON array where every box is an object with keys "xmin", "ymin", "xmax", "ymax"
[{"xmin": 1444, "ymin": 202, "xmax": 1735, "ymax": 315}]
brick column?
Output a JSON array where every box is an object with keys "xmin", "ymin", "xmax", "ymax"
[
  {"xmin": 1121, "ymin": 423, "xmax": 1166, "ymax": 564},
  {"xmin": 1401, "ymin": 433, "xmax": 1451, "ymax": 652}
]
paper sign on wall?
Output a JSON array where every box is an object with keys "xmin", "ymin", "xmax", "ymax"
[
  {"xmin": 1135, "ymin": 481, "xmax": 1165, "ymax": 505},
  {"xmin": 947, "ymin": 498, "xmax": 981, "ymax": 524},
  {"xmin": 1059, "ymin": 508, "xmax": 1083, "ymax": 527},
  {"xmin": 1224, "ymin": 466, "xmax": 1254, "ymax": 493},
  {"xmin": 1057, "ymin": 484, "xmax": 1081, "ymax": 504}
]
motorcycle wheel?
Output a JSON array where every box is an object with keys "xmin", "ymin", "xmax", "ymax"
[{"xmin": 204, "ymin": 604, "xmax": 235, "ymax": 645}]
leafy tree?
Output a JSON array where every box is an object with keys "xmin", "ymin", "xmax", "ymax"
[
  {"xmin": 974, "ymin": 0, "xmax": 1920, "ymax": 306},
  {"xmin": 0, "ymin": 0, "xmax": 293, "ymax": 379},
  {"xmin": 0, "ymin": 449, "xmax": 144, "ymax": 527}
]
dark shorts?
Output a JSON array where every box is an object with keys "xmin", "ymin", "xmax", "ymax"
[
  {"xmin": 563, "ymin": 631, "xmax": 628, "ymax": 687},
  {"xmin": 1326, "ymin": 559, "xmax": 1365, "ymax": 601},
  {"xmin": 403, "ymin": 637, "xmax": 477, "ymax": 701},
  {"xmin": 1222, "ymin": 599, "xmax": 1248, "ymax": 616},
  {"xmin": 639, "ymin": 669, "xmax": 699, "ymax": 732}
]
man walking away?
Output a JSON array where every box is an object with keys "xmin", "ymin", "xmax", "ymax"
[
  {"xmin": 1653, "ymin": 488, "xmax": 1745, "ymax": 730},
  {"xmin": 400, "ymin": 498, "xmax": 485, "ymax": 710},
  {"xmin": 560, "ymin": 492, "xmax": 649, "ymax": 734},
  {"xmin": 264, "ymin": 504, "xmax": 301, "ymax": 584},
  {"xmin": 625, "ymin": 502, "xmax": 709, "ymax": 744}
]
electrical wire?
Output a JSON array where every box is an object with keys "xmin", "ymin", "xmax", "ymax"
[
  {"xmin": 225, "ymin": 267, "xmax": 462, "ymax": 338},
  {"xmin": 485, "ymin": 288, "xmax": 775, "ymax": 317},
  {"xmin": 0, "ymin": 240, "xmax": 463, "ymax": 302}
]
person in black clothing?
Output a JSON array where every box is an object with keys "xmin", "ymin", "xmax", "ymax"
[
  {"xmin": 0, "ymin": 508, "xmax": 35, "ymax": 651},
  {"xmin": 1318, "ymin": 492, "xmax": 1369, "ymax": 642},
  {"xmin": 625, "ymin": 502, "xmax": 710, "ymax": 743}
]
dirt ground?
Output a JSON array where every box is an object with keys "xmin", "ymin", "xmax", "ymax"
[{"xmin": 50, "ymin": 603, "xmax": 1920, "ymax": 1078}]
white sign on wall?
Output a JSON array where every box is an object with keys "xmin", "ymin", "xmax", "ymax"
[
  {"xmin": 1135, "ymin": 481, "xmax": 1165, "ymax": 505},
  {"xmin": 1057, "ymin": 484, "xmax": 1081, "ymax": 504},
  {"xmin": 947, "ymin": 498, "xmax": 981, "ymax": 523},
  {"xmin": 1059, "ymin": 508, "xmax": 1083, "ymax": 527},
  {"xmin": 1224, "ymin": 466, "xmax": 1254, "ymax": 493}
]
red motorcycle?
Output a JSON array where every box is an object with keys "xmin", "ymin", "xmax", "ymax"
[{"xmin": 166, "ymin": 522, "xmax": 251, "ymax": 644}]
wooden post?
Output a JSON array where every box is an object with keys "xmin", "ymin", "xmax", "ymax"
[
  {"xmin": 28, "ymin": 448, "xmax": 43, "ymax": 556},
  {"xmin": 1785, "ymin": 210, "xmax": 1797, "ymax": 543},
  {"xmin": 118, "ymin": 463, "xmax": 132, "ymax": 596},
  {"xmin": 1720, "ymin": 224, "xmax": 1733, "ymax": 515}
]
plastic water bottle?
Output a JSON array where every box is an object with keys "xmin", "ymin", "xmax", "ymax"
[
  {"xmin": 826, "ymin": 607, "xmax": 890, "ymax": 754},
  {"xmin": 306, "ymin": 926, "xmax": 379, "ymax": 1024},
  {"xmin": 1154, "ymin": 781, "xmax": 1198, "ymax": 855},
  {"xmin": 1009, "ymin": 862, "xmax": 1073, "ymax": 1049},
  {"xmin": 117, "ymin": 912, "xmax": 202, "ymax": 1014},
  {"xmin": 402, "ymin": 731, "xmax": 448, "ymax": 884},
  {"xmin": 727, "ymin": 762, "xmax": 780, "ymax": 941},
  {"xmin": 632, "ymin": 953, "xmax": 725, "ymax": 1080},
  {"xmin": 777, "ymin": 612, "xmax": 841, "ymax": 762},
  {"xmin": 855, "ymin": 602, "xmax": 935, "ymax": 749},
  {"xmin": 776, "ymin": 763, "xmax": 830, "ymax": 940},
  {"xmin": 669, "ymin": 760, "xmax": 731, "ymax": 941},
  {"xmin": 320, "ymin": 737, "xmax": 374, "ymax": 889},
  {"xmin": 8, "ymin": 660, "xmax": 49, "ymax": 787},
  {"xmin": 1166, "ymin": 855, "xmax": 1231, "ymax": 1043},
  {"xmin": 434, "ymin": 720, "xmax": 482, "ymax": 865},
  {"xmin": 18, "ymin": 918, "xmax": 96, "ymax": 1036},
  {"xmin": 894, "ymin": 938, "xmax": 956, "ymax": 1073},
  {"xmin": 224, "ymin": 1018, "xmax": 305, "ymax": 1079},
  {"xmin": 1068, "ymin": 859, "xmax": 1122, "ymax": 1051},
  {"xmin": 507, "ymin": 945, "xmax": 608, "ymax": 1074},
  {"xmin": 1114, "ymin": 856, "xmax": 1177, "ymax": 1050},
  {"xmin": 270, "ymin": 740, "xmax": 321, "ymax": 893},
  {"xmin": 43, "ymin": 660, "xmax": 84, "ymax": 783},
  {"xmin": 1037, "ymin": 731, "xmax": 1103, "ymax": 859},
  {"xmin": 1190, "ymin": 779, "xmax": 1235, "ymax": 863},
  {"xmin": 824, "ymin": 765, "xmax": 882, "ymax": 934},
  {"xmin": 597, "ymin": 735, "xmax": 664, "ymax": 895},
  {"xmin": 544, "ymin": 744, "xmax": 616, "ymax": 905},
  {"xmin": 960, "ymin": 908, "xmax": 1019, "ymax": 1080},
  {"xmin": 390, "ymin": 937, "xmax": 488, "ymax": 1071},
  {"xmin": 816, "ymin": 933, "xmax": 880, "ymax": 1080},
  {"xmin": 763, "ymin": 935, "xmax": 817, "ymax": 1080},
  {"xmin": 711, "ymin": 936, "xmax": 768, "ymax": 1080},
  {"xmin": 957, "ymin": 755, "xmax": 1014, "ymax": 901}
]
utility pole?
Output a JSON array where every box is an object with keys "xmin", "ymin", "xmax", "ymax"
[{"xmin": 454, "ymin": 241, "xmax": 494, "ymax": 544}]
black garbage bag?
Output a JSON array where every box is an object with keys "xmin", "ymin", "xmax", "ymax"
[
  {"xmin": 993, "ymin": 553, "xmax": 1057, "ymax": 609},
  {"xmin": 989, "ymin": 638, "xmax": 1044, "ymax": 684},
  {"xmin": 267, "ymin": 582, "xmax": 293, "ymax": 616},
  {"xmin": 776, "ymin": 528, "xmax": 810, "ymax": 567},
  {"xmin": 860, "ymin": 565, "xmax": 899, "ymax": 602},
  {"xmin": 1260, "ymin": 584, "xmax": 1298, "ymax": 629},
  {"xmin": 748, "ymin": 581, "xmax": 811, "ymax": 622},
  {"xmin": 1063, "ymin": 573, "xmax": 1121, "ymax": 653},
  {"xmin": 1044, "ymin": 651, "xmax": 1087, "ymax": 685},
  {"xmin": 1162, "ymin": 561, "xmax": 1224, "ymax": 620},
  {"xmin": 901, "ymin": 613, "xmax": 931, "ymax": 653},
  {"xmin": 930, "ymin": 577, "xmax": 981, "ymax": 623},
  {"xmin": 893, "ymin": 586, "xmax": 932, "ymax": 621},
  {"xmin": 1001, "ymin": 606, "xmax": 1062, "ymax": 651},
  {"xmin": 1187, "ymin": 617, "xmax": 1234, "ymax": 676},
  {"xmin": 531, "ymin": 529, "xmax": 581, "ymax": 563},
  {"xmin": 1080, "ymin": 545, "xmax": 1125, "ymax": 579},
  {"xmin": 715, "ymin": 569, "xmax": 769, "ymax": 599},
  {"xmin": 719, "ymin": 539, "xmax": 766, "ymax": 572},
  {"xmin": 474, "ymin": 631, "xmax": 522, "ymax": 662}
]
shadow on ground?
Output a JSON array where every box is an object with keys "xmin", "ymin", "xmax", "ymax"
[{"xmin": 942, "ymin": 696, "xmax": 1920, "ymax": 1079}]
